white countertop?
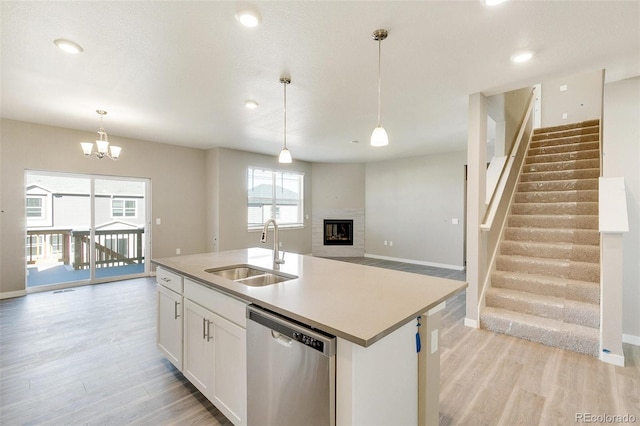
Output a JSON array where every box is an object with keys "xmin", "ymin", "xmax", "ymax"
[{"xmin": 152, "ymin": 248, "xmax": 467, "ymax": 347}]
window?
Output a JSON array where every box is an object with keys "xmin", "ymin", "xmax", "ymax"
[
  {"xmin": 248, "ymin": 168, "xmax": 304, "ymax": 229},
  {"xmin": 112, "ymin": 199, "xmax": 137, "ymax": 218},
  {"xmin": 26, "ymin": 196, "xmax": 44, "ymax": 218}
]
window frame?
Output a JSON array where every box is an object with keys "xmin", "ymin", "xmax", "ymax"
[
  {"xmin": 247, "ymin": 167, "xmax": 305, "ymax": 230},
  {"xmin": 111, "ymin": 198, "xmax": 137, "ymax": 218},
  {"xmin": 26, "ymin": 196, "xmax": 45, "ymax": 219}
]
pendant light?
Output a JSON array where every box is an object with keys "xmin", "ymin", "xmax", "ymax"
[
  {"xmin": 80, "ymin": 110, "xmax": 122, "ymax": 160},
  {"xmin": 371, "ymin": 29, "xmax": 389, "ymax": 147},
  {"xmin": 278, "ymin": 77, "xmax": 292, "ymax": 163}
]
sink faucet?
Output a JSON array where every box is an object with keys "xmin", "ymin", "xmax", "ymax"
[{"xmin": 260, "ymin": 219, "xmax": 285, "ymax": 268}]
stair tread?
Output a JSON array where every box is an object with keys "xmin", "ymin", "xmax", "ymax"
[
  {"xmin": 521, "ymin": 167, "xmax": 600, "ymax": 175},
  {"xmin": 492, "ymin": 270, "xmax": 600, "ymax": 288},
  {"xmin": 526, "ymin": 148, "xmax": 600, "ymax": 160},
  {"xmin": 513, "ymin": 201, "xmax": 598, "ymax": 205},
  {"xmin": 481, "ymin": 306, "xmax": 600, "ymax": 336},
  {"xmin": 504, "ymin": 226, "xmax": 600, "ymax": 245},
  {"xmin": 497, "ymin": 253, "xmax": 598, "ymax": 265},
  {"xmin": 501, "ymin": 239, "xmax": 600, "ymax": 251},
  {"xmin": 487, "ymin": 287, "xmax": 599, "ymax": 310}
]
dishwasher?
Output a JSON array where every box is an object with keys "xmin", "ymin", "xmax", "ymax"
[{"xmin": 246, "ymin": 305, "xmax": 337, "ymax": 426}]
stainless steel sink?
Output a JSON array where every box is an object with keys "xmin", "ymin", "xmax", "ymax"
[{"xmin": 205, "ymin": 264, "xmax": 297, "ymax": 287}]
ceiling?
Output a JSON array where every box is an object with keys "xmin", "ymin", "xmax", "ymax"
[{"xmin": 2, "ymin": 1, "xmax": 639, "ymax": 163}]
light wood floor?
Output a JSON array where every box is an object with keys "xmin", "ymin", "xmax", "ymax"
[{"xmin": 1, "ymin": 265, "xmax": 638, "ymax": 425}]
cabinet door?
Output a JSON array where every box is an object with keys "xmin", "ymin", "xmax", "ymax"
[
  {"xmin": 211, "ymin": 313, "xmax": 247, "ymax": 426},
  {"xmin": 183, "ymin": 299, "xmax": 214, "ymax": 397},
  {"xmin": 157, "ymin": 284, "xmax": 183, "ymax": 370}
]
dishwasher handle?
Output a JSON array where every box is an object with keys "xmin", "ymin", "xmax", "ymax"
[
  {"xmin": 247, "ymin": 305, "xmax": 336, "ymax": 357},
  {"xmin": 271, "ymin": 330, "xmax": 293, "ymax": 347}
]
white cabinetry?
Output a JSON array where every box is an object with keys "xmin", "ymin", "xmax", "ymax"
[
  {"xmin": 183, "ymin": 279, "xmax": 247, "ymax": 426},
  {"xmin": 183, "ymin": 298, "xmax": 247, "ymax": 426},
  {"xmin": 183, "ymin": 299, "xmax": 214, "ymax": 394},
  {"xmin": 156, "ymin": 271, "xmax": 246, "ymax": 426},
  {"xmin": 156, "ymin": 267, "xmax": 183, "ymax": 370}
]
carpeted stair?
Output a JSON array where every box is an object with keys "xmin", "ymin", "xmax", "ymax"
[{"xmin": 481, "ymin": 119, "xmax": 601, "ymax": 357}]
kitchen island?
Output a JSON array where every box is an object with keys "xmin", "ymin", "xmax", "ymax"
[{"xmin": 153, "ymin": 248, "xmax": 466, "ymax": 426}]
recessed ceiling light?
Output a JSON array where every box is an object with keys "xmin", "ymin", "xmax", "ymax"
[
  {"xmin": 511, "ymin": 51, "xmax": 534, "ymax": 63},
  {"xmin": 245, "ymin": 99, "xmax": 259, "ymax": 109},
  {"xmin": 483, "ymin": 0, "xmax": 509, "ymax": 6},
  {"xmin": 53, "ymin": 39, "xmax": 83, "ymax": 54},
  {"xmin": 235, "ymin": 9, "xmax": 261, "ymax": 27}
]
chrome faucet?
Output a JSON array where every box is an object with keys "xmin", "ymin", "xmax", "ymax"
[{"xmin": 260, "ymin": 219, "xmax": 285, "ymax": 268}]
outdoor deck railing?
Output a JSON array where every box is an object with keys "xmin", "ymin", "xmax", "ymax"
[{"xmin": 27, "ymin": 227, "xmax": 145, "ymax": 270}]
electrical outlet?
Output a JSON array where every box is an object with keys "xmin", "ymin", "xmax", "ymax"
[
  {"xmin": 155, "ymin": 218, "xmax": 161, "ymax": 225},
  {"xmin": 560, "ymin": 84, "xmax": 568, "ymax": 92},
  {"xmin": 452, "ymin": 218, "xmax": 459, "ymax": 225},
  {"xmin": 384, "ymin": 240, "xmax": 388, "ymax": 246},
  {"xmin": 389, "ymin": 241, "xmax": 393, "ymax": 247},
  {"xmin": 562, "ymin": 113, "xmax": 568, "ymax": 119},
  {"xmin": 176, "ymin": 248, "xmax": 181, "ymax": 255}
]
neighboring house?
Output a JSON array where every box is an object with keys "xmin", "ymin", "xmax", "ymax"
[
  {"xmin": 26, "ymin": 175, "xmax": 146, "ymax": 230},
  {"xmin": 25, "ymin": 174, "xmax": 146, "ymax": 269}
]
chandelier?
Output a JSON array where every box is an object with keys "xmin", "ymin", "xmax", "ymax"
[{"xmin": 80, "ymin": 110, "xmax": 122, "ymax": 160}]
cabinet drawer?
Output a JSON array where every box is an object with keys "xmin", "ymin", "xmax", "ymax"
[
  {"xmin": 184, "ymin": 278, "xmax": 247, "ymax": 328},
  {"xmin": 157, "ymin": 267, "xmax": 183, "ymax": 294}
]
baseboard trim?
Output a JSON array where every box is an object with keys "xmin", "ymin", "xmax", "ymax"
[
  {"xmin": 364, "ymin": 253, "xmax": 465, "ymax": 271},
  {"xmin": 600, "ymin": 351, "xmax": 625, "ymax": 366},
  {"xmin": 0, "ymin": 289, "xmax": 27, "ymax": 300},
  {"xmin": 464, "ymin": 318, "xmax": 479, "ymax": 329},
  {"xmin": 623, "ymin": 333, "xmax": 640, "ymax": 346}
]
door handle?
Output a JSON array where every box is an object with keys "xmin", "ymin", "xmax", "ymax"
[
  {"xmin": 203, "ymin": 317, "xmax": 207, "ymax": 339},
  {"xmin": 174, "ymin": 301, "xmax": 180, "ymax": 319}
]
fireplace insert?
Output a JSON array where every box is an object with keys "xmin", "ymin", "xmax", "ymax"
[{"xmin": 323, "ymin": 219, "xmax": 353, "ymax": 246}]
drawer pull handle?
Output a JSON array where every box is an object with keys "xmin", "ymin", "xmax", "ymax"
[{"xmin": 174, "ymin": 301, "xmax": 180, "ymax": 319}]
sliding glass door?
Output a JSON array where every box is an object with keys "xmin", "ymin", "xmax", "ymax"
[{"xmin": 25, "ymin": 171, "xmax": 150, "ymax": 289}]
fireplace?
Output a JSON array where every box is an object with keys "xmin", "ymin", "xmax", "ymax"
[{"xmin": 323, "ymin": 219, "xmax": 353, "ymax": 246}]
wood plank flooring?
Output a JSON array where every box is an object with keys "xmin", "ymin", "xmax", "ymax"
[{"xmin": 1, "ymin": 260, "xmax": 638, "ymax": 425}]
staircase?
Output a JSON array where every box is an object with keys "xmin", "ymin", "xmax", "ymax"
[{"xmin": 481, "ymin": 119, "xmax": 601, "ymax": 357}]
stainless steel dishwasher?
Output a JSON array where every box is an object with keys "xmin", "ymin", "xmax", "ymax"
[{"xmin": 246, "ymin": 305, "xmax": 337, "ymax": 426}]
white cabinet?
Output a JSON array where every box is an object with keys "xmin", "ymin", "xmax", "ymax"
[
  {"xmin": 156, "ymin": 270, "xmax": 183, "ymax": 370},
  {"xmin": 183, "ymin": 299, "xmax": 214, "ymax": 396},
  {"xmin": 210, "ymin": 312, "xmax": 246, "ymax": 425},
  {"xmin": 183, "ymin": 298, "xmax": 247, "ymax": 426},
  {"xmin": 156, "ymin": 273, "xmax": 247, "ymax": 426}
]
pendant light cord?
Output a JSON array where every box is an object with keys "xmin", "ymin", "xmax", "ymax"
[
  {"xmin": 283, "ymin": 81, "xmax": 287, "ymax": 149},
  {"xmin": 377, "ymin": 37, "xmax": 382, "ymax": 126}
]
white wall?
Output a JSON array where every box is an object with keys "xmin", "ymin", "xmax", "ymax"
[
  {"xmin": 206, "ymin": 147, "xmax": 312, "ymax": 255},
  {"xmin": 603, "ymin": 76, "xmax": 640, "ymax": 341},
  {"xmin": 0, "ymin": 118, "xmax": 207, "ymax": 296},
  {"xmin": 365, "ymin": 151, "xmax": 467, "ymax": 269},
  {"xmin": 541, "ymin": 69, "xmax": 604, "ymax": 127}
]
